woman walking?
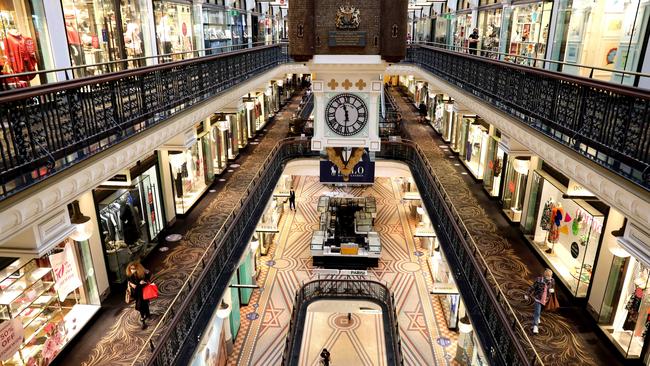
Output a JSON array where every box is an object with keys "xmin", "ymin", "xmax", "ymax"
[{"xmin": 127, "ymin": 261, "xmax": 152, "ymax": 329}]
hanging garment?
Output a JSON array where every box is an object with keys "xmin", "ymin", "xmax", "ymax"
[
  {"xmin": 121, "ymin": 205, "xmax": 140, "ymax": 245},
  {"xmin": 4, "ymin": 32, "xmax": 38, "ymax": 76},
  {"xmin": 540, "ymin": 201, "xmax": 553, "ymax": 231},
  {"xmin": 624, "ymin": 291, "xmax": 643, "ymax": 331},
  {"xmin": 548, "ymin": 224, "xmax": 560, "ymax": 243},
  {"xmin": 552, "ymin": 207, "xmax": 564, "ymax": 227}
]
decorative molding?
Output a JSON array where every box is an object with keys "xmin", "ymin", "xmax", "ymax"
[
  {"xmin": 0, "ymin": 64, "xmax": 305, "ymax": 243},
  {"xmin": 388, "ymin": 64, "xmax": 650, "ymax": 230}
]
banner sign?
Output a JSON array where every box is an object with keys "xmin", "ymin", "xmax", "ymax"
[
  {"xmin": 50, "ymin": 241, "xmax": 82, "ymax": 302},
  {"xmin": 0, "ymin": 318, "xmax": 23, "ymax": 361},
  {"xmin": 320, "ymin": 147, "xmax": 375, "ymax": 184}
]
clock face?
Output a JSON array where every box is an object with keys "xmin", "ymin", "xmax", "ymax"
[{"xmin": 325, "ymin": 93, "xmax": 368, "ymax": 136}]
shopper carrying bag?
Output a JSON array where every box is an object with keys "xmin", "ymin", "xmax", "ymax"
[
  {"xmin": 127, "ymin": 261, "xmax": 153, "ymax": 329},
  {"xmin": 524, "ymin": 268, "xmax": 555, "ymax": 334}
]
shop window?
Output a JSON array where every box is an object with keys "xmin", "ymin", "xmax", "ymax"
[
  {"xmin": 0, "ymin": 0, "xmax": 54, "ymax": 89},
  {"xmin": 62, "ymin": 0, "xmax": 120, "ymax": 77},
  {"xmin": 203, "ymin": 7, "xmax": 230, "ymax": 54},
  {"xmin": 551, "ymin": 0, "xmax": 650, "ymax": 86},
  {"xmin": 453, "ymin": 13, "xmax": 473, "ymax": 49},
  {"xmin": 522, "ymin": 170, "xmax": 604, "ymax": 297},
  {"xmin": 501, "ymin": 156, "xmax": 530, "ymax": 222},
  {"xmin": 483, "ymin": 136, "xmax": 505, "ymax": 198},
  {"xmin": 0, "ymin": 239, "xmax": 101, "ymax": 365},
  {"xmin": 478, "ymin": 8, "xmax": 502, "ymax": 57},
  {"xmin": 120, "ymin": 0, "xmax": 154, "ymax": 64},
  {"xmin": 598, "ymin": 258, "xmax": 649, "ymax": 359},
  {"xmin": 506, "ymin": 1, "xmax": 553, "ymax": 64},
  {"xmin": 458, "ymin": 117, "xmax": 489, "ymax": 179},
  {"xmin": 153, "ymin": 1, "xmax": 194, "ymax": 61},
  {"xmin": 169, "ymin": 143, "xmax": 208, "ymax": 215},
  {"xmin": 95, "ymin": 165, "xmax": 164, "ymax": 283}
]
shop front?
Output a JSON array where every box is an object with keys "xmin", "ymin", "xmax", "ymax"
[
  {"xmin": 0, "ymin": 0, "xmax": 54, "ymax": 88},
  {"xmin": 0, "ymin": 202, "xmax": 103, "ymax": 365},
  {"xmin": 153, "ymin": 0, "xmax": 194, "ymax": 60},
  {"xmin": 505, "ymin": 0, "xmax": 553, "ymax": 63},
  {"xmin": 456, "ymin": 116, "xmax": 490, "ymax": 180},
  {"xmin": 163, "ymin": 126, "xmax": 210, "ymax": 215},
  {"xmin": 205, "ymin": 115, "xmax": 230, "ymax": 179},
  {"xmin": 482, "ymin": 131, "xmax": 505, "ymax": 198},
  {"xmin": 587, "ymin": 220, "xmax": 650, "ymax": 362},
  {"xmin": 453, "ymin": 11, "xmax": 473, "ymax": 50},
  {"xmin": 202, "ymin": 4, "xmax": 231, "ymax": 54},
  {"xmin": 434, "ymin": 14, "xmax": 451, "ymax": 46},
  {"xmin": 521, "ymin": 168, "xmax": 606, "ymax": 298},
  {"xmin": 92, "ymin": 155, "xmax": 165, "ymax": 284},
  {"xmin": 477, "ymin": 5, "xmax": 503, "ymax": 56},
  {"xmin": 550, "ymin": 0, "xmax": 650, "ymax": 85},
  {"xmin": 429, "ymin": 94, "xmax": 451, "ymax": 136}
]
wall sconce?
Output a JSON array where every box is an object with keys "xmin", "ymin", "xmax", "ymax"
[
  {"xmin": 243, "ymin": 93, "xmax": 255, "ymax": 110},
  {"xmin": 276, "ymin": 79, "xmax": 284, "ymax": 87},
  {"xmin": 216, "ymin": 300, "xmax": 232, "ymax": 319},
  {"xmin": 69, "ymin": 200, "xmax": 93, "ymax": 242}
]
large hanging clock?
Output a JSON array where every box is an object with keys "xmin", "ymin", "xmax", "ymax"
[{"xmin": 325, "ymin": 93, "xmax": 368, "ymax": 136}]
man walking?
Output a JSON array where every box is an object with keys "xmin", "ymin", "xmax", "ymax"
[
  {"xmin": 289, "ymin": 187, "xmax": 296, "ymax": 211},
  {"xmin": 525, "ymin": 268, "xmax": 555, "ymax": 334}
]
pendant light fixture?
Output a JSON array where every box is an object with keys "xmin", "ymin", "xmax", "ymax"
[{"xmin": 69, "ymin": 200, "xmax": 93, "ymax": 242}]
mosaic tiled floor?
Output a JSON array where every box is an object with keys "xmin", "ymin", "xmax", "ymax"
[{"xmin": 228, "ymin": 176, "xmax": 460, "ymax": 366}]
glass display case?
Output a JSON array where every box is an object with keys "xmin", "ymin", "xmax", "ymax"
[
  {"xmin": 0, "ymin": 240, "xmax": 100, "ymax": 365},
  {"xmin": 522, "ymin": 170, "xmax": 604, "ymax": 297},
  {"xmin": 501, "ymin": 156, "xmax": 530, "ymax": 222},
  {"xmin": 202, "ymin": 7, "xmax": 230, "ymax": 54},
  {"xmin": 478, "ymin": 7, "xmax": 502, "ymax": 57},
  {"xmin": 441, "ymin": 103, "xmax": 456, "ymax": 144},
  {"xmin": 153, "ymin": 0, "xmax": 194, "ymax": 61},
  {"xmin": 483, "ymin": 135, "xmax": 505, "ymax": 197},
  {"xmin": 506, "ymin": 1, "xmax": 552, "ymax": 64},
  {"xmin": 597, "ymin": 258, "xmax": 650, "ymax": 359},
  {"xmin": 96, "ymin": 165, "xmax": 164, "ymax": 283},
  {"xmin": 458, "ymin": 117, "xmax": 489, "ymax": 179},
  {"xmin": 169, "ymin": 142, "xmax": 208, "ymax": 215}
]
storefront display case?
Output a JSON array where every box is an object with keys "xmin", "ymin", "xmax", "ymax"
[
  {"xmin": 478, "ymin": 7, "xmax": 503, "ymax": 57},
  {"xmin": 95, "ymin": 163, "xmax": 164, "ymax": 283},
  {"xmin": 501, "ymin": 156, "xmax": 530, "ymax": 222},
  {"xmin": 482, "ymin": 134, "xmax": 505, "ymax": 197},
  {"xmin": 522, "ymin": 170, "xmax": 604, "ymax": 297},
  {"xmin": 596, "ymin": 255, "xmax": 650, "ymax": 360},
  {"xmin": 0, "ymin": 0, "xmax": 53, "ymax": 88},
  {"xmin": 457, "ymin": 117, "xmax": 490, "ymax": 179},
  {"xmin": 202, "ymin": 5, "xmax": 231, "ymax": 54},
  {"xmin": 0, "ymin": 239, "xmax": 100, "ymax": 365},
  {"xmin": 453, "ymin": 12, "xmax": 473, "ymax": 50},
  {"xmin": 434, "ymin": 15, "xmax": 450, "ymax": 46},
  {"xmin": 237, "ymin": 107, "xmax": 249, "ymax": 147},
  {"xmin": 168, "ymin": 141, "xmax": 208, "ymax": 215},
  {"xmin": 153, "ymin": 0, "xmax": 194, "ymax": 61},
  {"xmin": 205, "ymin": 116, "xmax": 229, "ymax": 178},
  {"xmin": 505, "ymin": 1, "xmax": 552, "ymax": 64},
  {"xmin": 441, "ymin": 103, "xmax": 457, "ymax": 144}
]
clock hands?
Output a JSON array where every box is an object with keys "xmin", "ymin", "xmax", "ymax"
[{"xmin": 342, "ymin": 105, "xmax": 350, "ymax": 124}]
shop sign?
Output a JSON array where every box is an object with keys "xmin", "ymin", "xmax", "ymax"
[
  {"xmin": 0, "ymin": 318, "xmax": 23, "ymax": 362},
  {"xmin": 320, "ymin": 148, "xmax": 375, "ymax": 184},
  {"xmin": 566, "ymin": 180, "xmax": 594, "ymax": 197},
  {"xmin": 50, "ymin": 241, "xmax": 82, "ymax": 302},
  {"xmin": 571, "ymin": 242, "xmax": 580, "ymax": 259}
]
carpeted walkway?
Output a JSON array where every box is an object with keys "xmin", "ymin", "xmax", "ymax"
[
  {"xmin": 56, "ymin": 93, "xmax": 302, "ymax": 366},
  {"xmin": 391, "ymin": 87, "xmax": 623, "ymax": 365}
]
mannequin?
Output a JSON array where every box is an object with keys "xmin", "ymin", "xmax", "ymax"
[
  {"xmin": 545, "ymin": 201, "xmax": 563, "ymax": 253},
  {"xmin": 66, "ymin": 19, "xmax": 84, "ymax": 67},
  {"xmin": 3, "ymin": 28, "xmax": 37, "ymax": 77},
  {"xmin": 624, "ymin": 278, "xmax": 647, "ymax": 331}
]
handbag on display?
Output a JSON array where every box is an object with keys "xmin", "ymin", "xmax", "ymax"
[
  {"xmin": 545, "ymin": 293, "xmax": 560, "ymax": 312},
  {"xmin": 143, "ymin": 283, "xmax": 159, "ymax": 300}
]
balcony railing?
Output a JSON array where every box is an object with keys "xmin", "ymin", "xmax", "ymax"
[
  {"xmin": 405, "ymin": 45, "xmax": 650, "ymax": 192},
  {"xmin": 132, "ymin": 138, "xmax": 539, "ymax": 366},
  {"xmin": 281, "ymin": 279, "xmax": 403, "ymax": 366},
  {"xmin": 0, "ymin": 44, "xmax": 289, "ymax": 201}
]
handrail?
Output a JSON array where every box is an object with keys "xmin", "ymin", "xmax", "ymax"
[
  {"xmin": 404, "ymin": 45, "xmax": 650, "ymax": 192},
  {"xmin": 411, "ymin": 41, "xmax": 650, "ymax": 85},
  {"xmin": 130, "ymin": 138, "xmax": 542, "ymax": 366},
  {"xmin": 0, "ymin": 44, "xmax": 290, "ymax": 201},
  {"xmin": 0, "ymin": 41, "xmax": 282, "ymax": 87},
  {"xmin": 281, "ymin": 279, "xmax": 403, "ymax": 366},
  {"xmin": 383, "ymin": 139, "xmax": 542, "ymax": 365}
]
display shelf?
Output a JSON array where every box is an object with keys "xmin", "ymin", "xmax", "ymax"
[
  {"xmin": 14, "ymin": 282, "xmax": 56, "ymax": 322},
  {"xmin": 0, "ymin": 267, "xmax": 52, "ymax": 306},
  {"xmin": 23, "ymin": 311, "xmax": 65, "ymax": 351},
  {"xmin": 21, "ymin": 294, "xmax": 57, "ymax": 329},
  {"xmin": 0, "ymin": 258, "xmax": 28, "ymax": 284}
]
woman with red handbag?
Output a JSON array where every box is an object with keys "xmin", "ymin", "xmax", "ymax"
[{"xmin": 127, "ymin": 261, "xmax": 152, "ymax": 330}]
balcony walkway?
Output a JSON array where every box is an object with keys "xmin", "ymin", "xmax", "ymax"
[
  {"xmin": 56, "ymin": 92, "xmax": 302, "ymax": 366},
  {"xmin": 390, "ymin": 87, "xmax": 623, "ymax": 366}
]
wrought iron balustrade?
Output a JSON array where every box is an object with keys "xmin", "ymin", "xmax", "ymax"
[
  {"xmin": 0, "ymin": 44, "xmax": 289, "ymax": 200},
  {"xmin": 281, "ymin": 279, "xmax": 403, "ymax": 366},
  {"xmin": 405, "ymin": 45, "xmax": 650, "ymax": 192},
  {"xmin": 134, "ymin": 138, "xmax": 538, "ymax": 366}
]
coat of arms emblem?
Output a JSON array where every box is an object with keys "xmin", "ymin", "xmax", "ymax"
[{"xmin": 335, "ymin": 6, "xmax": 360, "ymax": 30}]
